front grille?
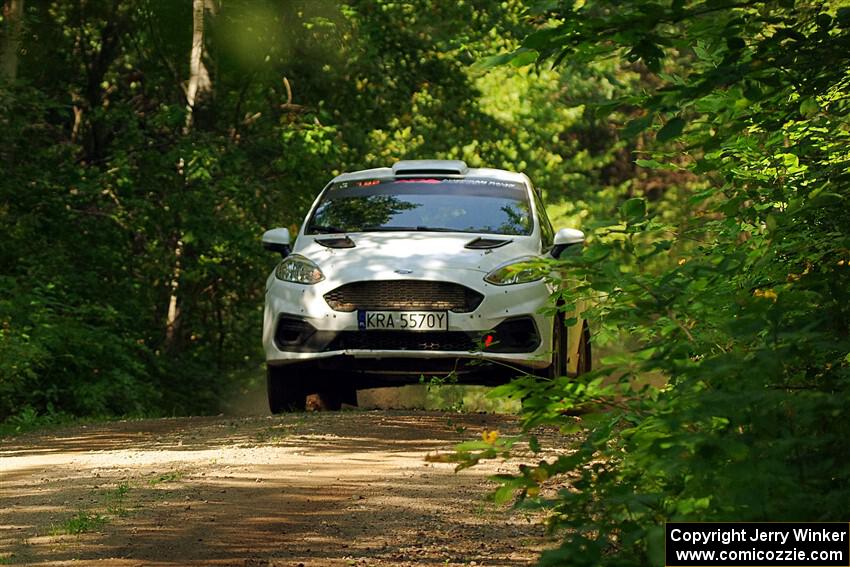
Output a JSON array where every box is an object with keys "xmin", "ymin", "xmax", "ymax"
[
  {"xmin": 324, "ymin": 280, "xmax": 483, "ymax": 313},
  {"xmin": 326, "ymin": 331, "xmax": 477, "ymax": 352}
]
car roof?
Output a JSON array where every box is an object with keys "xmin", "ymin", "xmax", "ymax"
[{"xmin": 331, "ymin": 160, "xmax": 530, "ymax": 186}]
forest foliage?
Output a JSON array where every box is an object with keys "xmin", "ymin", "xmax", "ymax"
[
  {"xmin": 2, "ymin": 0, "xmax": 848, "ymax": 564},
  {"xmin": 449, "ymin": 1, "xmax": 850, "ymax": 565},
  {"xmin": 0, "ymin": 1, "xmax": 500, "ymax": 420},
  {"xmin": 0, "ymin": 0, "xmax": 640, "ymax": 422}
]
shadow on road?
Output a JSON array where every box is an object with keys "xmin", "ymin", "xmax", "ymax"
[{"xmin": 0, "ymin": 412, "xmax": 557, "ymax": 566}]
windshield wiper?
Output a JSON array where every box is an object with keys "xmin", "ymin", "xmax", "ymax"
[
  {"xmin": 360, "ymin": 225, "xmax": 461, "ymax": 232},
  {"xmin": 309, "ymin": 224, "xmax": 347, "ymax": 234}
]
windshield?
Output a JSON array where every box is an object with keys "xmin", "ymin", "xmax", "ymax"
[{"xmin": 305, "ymin": 178, "xmax": 533, "ymax": 235}]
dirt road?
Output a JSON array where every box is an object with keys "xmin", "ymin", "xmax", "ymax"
[{"xmin": 0, "ymin": 409, "xmax": 566, "ymax": 566}]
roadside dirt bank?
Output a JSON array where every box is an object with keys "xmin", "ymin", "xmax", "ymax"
[{"xmin": 0, "ymin": 410, "xmax": 569, "ymax": 566}]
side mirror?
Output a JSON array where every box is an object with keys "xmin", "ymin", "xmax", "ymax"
[
  {"xmin": 551, "ymin": 228, "xmax": 585, "ymax": 259},
  {"xmin": 262, "ymin": 228, "xmax": 291, "ymax": 258}
]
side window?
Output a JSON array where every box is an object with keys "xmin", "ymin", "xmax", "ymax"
[{"xmin": 532, "ymin": 187, "xmax": 554, "ymax": 249}]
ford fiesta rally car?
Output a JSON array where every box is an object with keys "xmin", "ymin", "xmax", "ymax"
[{"xmin": 261, "ymin": 160, "xmax": 590, "ymax": 411}]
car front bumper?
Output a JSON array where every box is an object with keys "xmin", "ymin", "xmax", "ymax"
[{"xmin": 263, "ymin": 275, "xmax": 554, "ymax": 370}]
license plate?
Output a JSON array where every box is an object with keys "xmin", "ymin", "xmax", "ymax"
[{"xmin": 358, "ymin": 311, "xmax": 448, "ymax": 331}]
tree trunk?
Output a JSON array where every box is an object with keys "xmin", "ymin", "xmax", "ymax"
[
  {"xmin": 183, "ymin": 0, "xmax": 212, "ymax": 133},
  {"xmin": 0, "ymin": 0, "xmax": 24, "ymax": 81},
  {"xmin": 164, "ymin": 236, "xmax": 184, "ymax": 347},
  {"xmin": 166, "ymin": 0, "xmax": 214, "ymax": 349}
]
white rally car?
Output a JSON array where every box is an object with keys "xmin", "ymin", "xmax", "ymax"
[{"xmin": 261, "ymin": 160, "xmax": 590, "ymax": 411}]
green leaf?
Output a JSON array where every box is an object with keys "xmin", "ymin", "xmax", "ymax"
[
  {"xmin": 779, "ymin": 153, "xmax": 799, "ymax": 168},
  {"xmin": 799, "ymin": 97, "xmax": 818, "ymax": 117},
  {"xmin": 522, "ymin": 27, "xmax": 565, "ymax": 51},
  {"xmin": 455, "ymin": 440, "xmax": 493, "ymax": 451},
  {"xmin": 656, "ymin": 117, "xmax": 685, "ymax": 142},
  {"xmin": 766, "ymin": 214, "xmax": 778, "ymax": 231},
  {"xmin": 635, "ymin": 158, "xmax": 676, "ymax": 170},
  {"xmin": 473, "ymin": 51, "xmax": 519, "ymax": 71},
  {"xmin": 623, "ymin": 114, "xmax": 654, "ymax": 138},
  {"xmin": 621, "ymin": 198, "xmax": 647, "ymax": 220},
  {"xmin": 635, "ymin": 158, "xmax": 661, "ymax": 169},
  {"xmin": 510, "ymin": 49, "xmax": 540, "ymax": 67},
  {"xmin": 474, "ymin": 48, "xmax": 538, "ymax": 72},
  {"xmin": 493, "ymin": 484, "xmax": 516, "ymax": 505}
]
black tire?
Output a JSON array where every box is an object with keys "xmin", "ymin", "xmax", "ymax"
[
  {"xmin": 547, "ymin": 313, "xmax": 568, "ymax": 379},
  {"xmin": 314, "ymin": 378, "xmax": 358, "ymax": 411},
  {"xmin": 575, "ymin": 323, "xmax": 592, "ymax": 375},
  {"xmin": 267, "ymin": 364, "xmax": 307, "ymax": 413}
]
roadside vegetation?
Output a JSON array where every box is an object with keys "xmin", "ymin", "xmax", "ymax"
[
  {"xmin": 48, "ymin": 482, "xmax": 132, "ymax": 537},
  {"xmin": 447, "ymin": 1, "xmax": 850, "ymax": 565},
  {"xmin": 2, "ymin": 0, "xmax": 848, "ymax": 565}
]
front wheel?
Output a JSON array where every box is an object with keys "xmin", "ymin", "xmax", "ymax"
[
  {"xmin": 267, "ymin": 364, "xmax": 307, "ymax": 413},
  {"xmin": 313, "ymin": 377, "xmax": 358, "ymax": 411}
]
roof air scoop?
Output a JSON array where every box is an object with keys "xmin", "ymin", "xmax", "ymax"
[{"xmin": 392, "ymin": 159, "xmax": 469, "ymax": 176}]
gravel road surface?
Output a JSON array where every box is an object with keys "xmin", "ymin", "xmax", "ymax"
[{"xmin": 1, "ymin": 409, "xmax": 565, "ymax": 566}]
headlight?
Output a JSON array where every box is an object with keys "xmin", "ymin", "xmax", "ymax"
[
  {"xmin": 484, "ymin": 257, "xmax": 544, "ymax": 286},
  {"xmin": 275, "ymin": 255, "xmax": 325, "ymax": 284}
]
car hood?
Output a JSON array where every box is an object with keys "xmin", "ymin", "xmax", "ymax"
[{"xmin": 294, "ymin": 232, "xmax": 539, "ymax": 279}]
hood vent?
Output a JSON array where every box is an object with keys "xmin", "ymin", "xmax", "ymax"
[
  {"xmin": 315, "ymin": 236, "xmax": 356, "ymax": 249},
  {"xmin": 464, "ymin": 237, "xmax": 512, "ymax": 250}
]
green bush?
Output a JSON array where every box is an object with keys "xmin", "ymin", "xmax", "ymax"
[{"xmin": 466, "ymin": 2, "xmax": 850, "ymax": 564}]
